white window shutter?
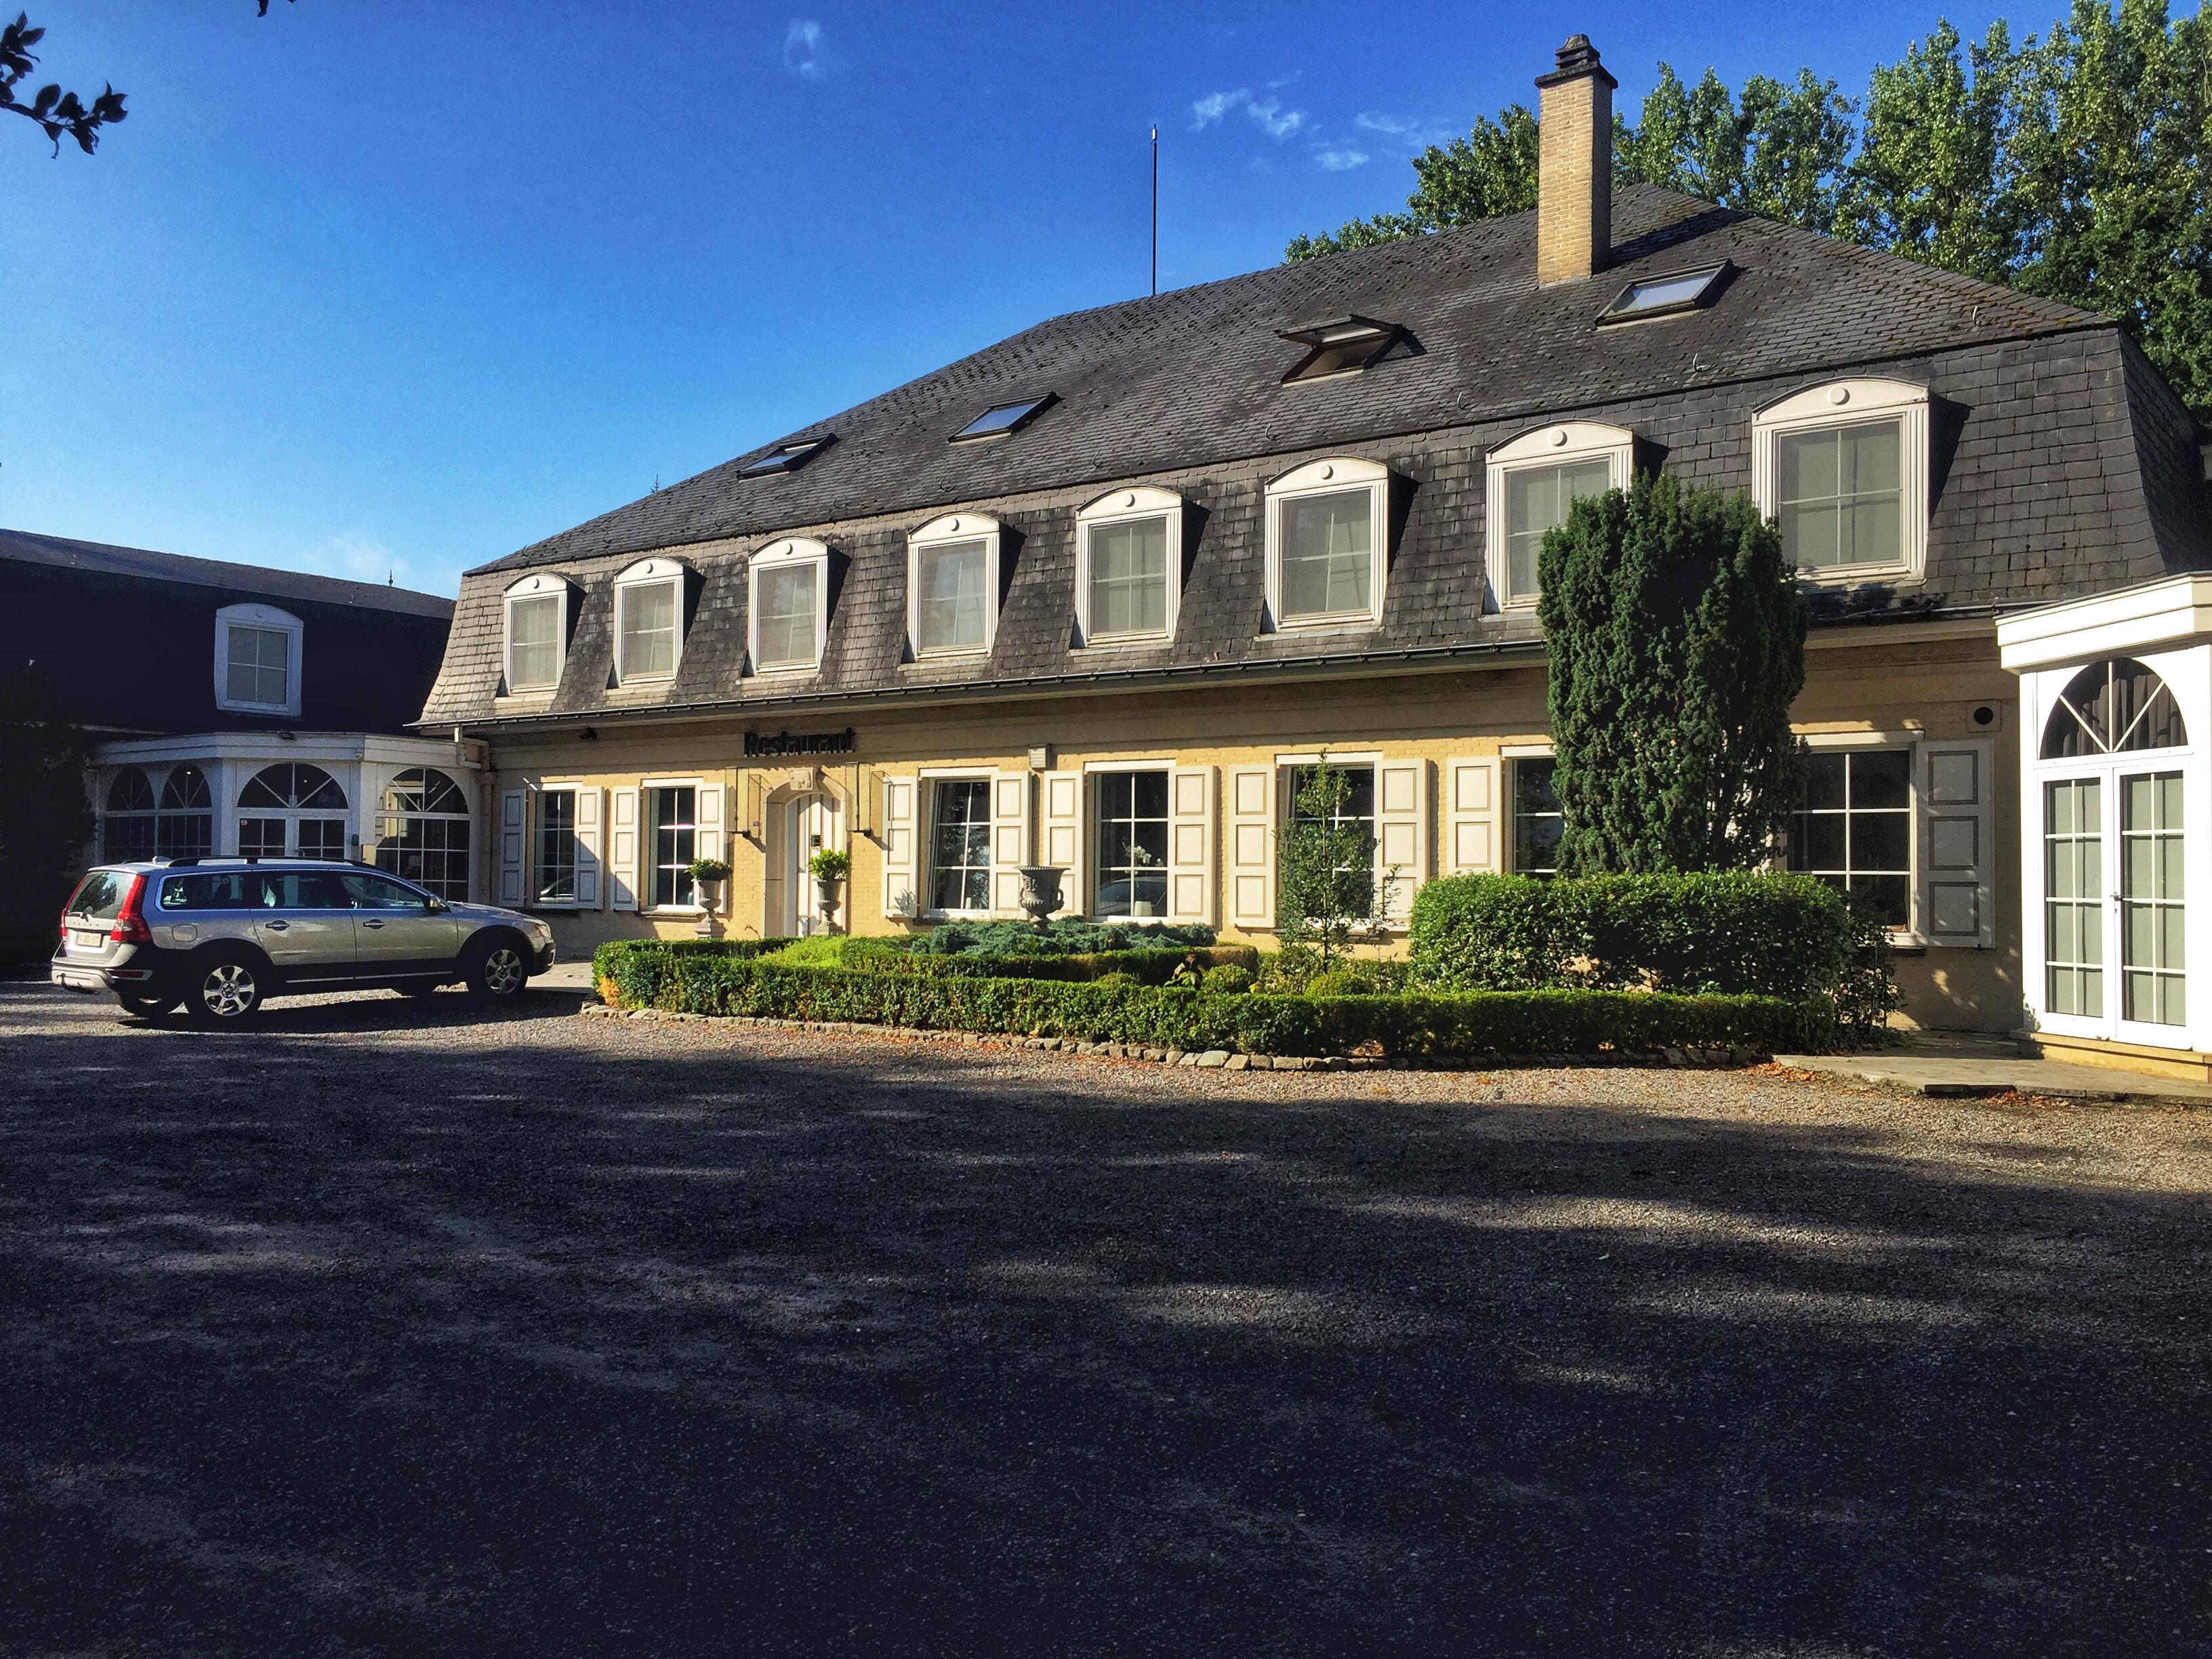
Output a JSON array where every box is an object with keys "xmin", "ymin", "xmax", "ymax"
[
  {"xmin": 610, "ymin": 786, "xmax": 640, "ymax": 912},
  {"xmin": 1040, "ymin": 771, "xmax": 1086, "ymax": 916},
  {"xmin": 575, "ymin": 787, "xmax": 602, "ymax": 908},
  {"xmin": 1444, "ymin": 757, "xmax": 1502, "ymax": 874},
  {"xmin": 1168, "ymin": 765, "xmax": 1216, "ymax": 925},
  {"xmin": 1227, "ymin": 764, "xmax": 1276, "ymax": 929},
  {"xmin": 990, "ymin": 770, "xmax": 1031, "ymax": 916},
  {"xmin": 697, "ymin": 783, "xmax": 725, "ymax": 913},
  {"xmin": 1374, "ymin": 759, "xmax": 1428, "ymax": 921},
  {"xmin": 1920, "ymin": 739, "xmax": 1994, "ymax": 947},
  {"xmin": 497, "ymin": 789, "xmax": 527, "ymax": 905},
  {"xmin": 880, "ymin": 777, "xmax": 917, "ymax": 918}
]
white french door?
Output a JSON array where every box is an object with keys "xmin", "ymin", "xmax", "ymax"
[
  {"xmin": 2040, "ymin": 765, "xmax": 2190, "ymax": 1046},
  {"xmin": 785, "ymin": 793, "xmax": 840, "ymax": 936}
]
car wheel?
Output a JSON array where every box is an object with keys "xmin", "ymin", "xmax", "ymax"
[
  {"xmin": 116, "ymin": 991, "xmax": 180, "ymax": 1020},
  {"xmin": 187, "ymin": 949, "xmax": 266, "ymax": 1025},
  {"xmin": 465, "ymin": 937, "xmax": 530, "ymax": 1002}
]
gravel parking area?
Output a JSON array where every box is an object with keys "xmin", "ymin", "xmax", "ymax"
[{"xmin": 3, "ymin": 979, "xmax": 2211, "ymax": 1656}]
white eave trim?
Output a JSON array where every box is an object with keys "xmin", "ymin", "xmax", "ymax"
[{"xmin": 1996, "ymin": 575, "xmax": 2212, "ymax": 672}]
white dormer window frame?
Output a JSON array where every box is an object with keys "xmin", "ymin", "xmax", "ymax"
[
  {"xmin": 1263, "ymin": 456, "xmax": 1391, "ymax": 633},
  {"xmin": 1753, "ymin": 377, "xmax": 1930, "ymax": 586},
  {"xmin": 747, "ymin": 537, "xmax": 832, "ymax": 674},
  {"xmin": 503, "ymin": 573, "xmax": 569, "ymax": 695},
  {"xmin": 612, "ymin": 558, "xmax": 686, "ymax": 684},
  {"xmin": 213, "ymin": 602, "xmax": 304, "ymax": 718},
  {"xmin": 1485, "ymin": 422, "xmax": 1637, "ymax": 609},
  {"xmin": 1073, "ymin": 486, "xmax": 1184, "ymax": 647},
  {"xmin": 906, "ymin": 512, "xmax": 1002, "ymax": 660}
]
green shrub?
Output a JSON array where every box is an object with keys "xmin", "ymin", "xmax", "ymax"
[
  {"xmin": 1093, "ymin": 970, "xmax": 1139, "ymax": 989},
  {"xmin": 906, "ymin": 917, "xmax": 1217, "ymax": 958},
  {"xmin": 592, "ymin": 942, "xmax": 1840, "ymax": 1056},
  {"xmin": 1305, "ymin": 968, "xmax": 1376, "ymax": 997},
  {"xmin": 1202, "ymin": 963, "xmax": 1256, "ymax": 994},
  {"xmin": 1408, "ymin": 875, "xmax": 1580, "ymax": 991}
]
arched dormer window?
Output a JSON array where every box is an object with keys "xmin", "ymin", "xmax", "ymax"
[
  {"xmin": 1753, "ymin": 377, "xmax": 1929, "ymax": 582},
  {"xmin": 907, "ymin": 513, "xmax": 1002, "ymax": 659},
  {"xmin": 1263, "ymin": 457, "xmax": 1391, "ymax": 632},
  {"xmin": 1484, "ymin": 422, "xmax": 1635, "ymax": 608},
  {"xmin": 613, "ymin": 557, "xmax": 690, "ymax": 683},
  {"xmin": 1074, "ymin": 487, "xmax": 1184, "ymax": 646},
  {"xmin": 213, "ymin": 602, "xmax": 303, "ymax": 717},
  {"xmin": 503, "ymin": 573, "xmax": 571, "ymax": 695},
  {"xmin": 2041, "ymin": 658, "xmax": 2189, "ymax": 758},
  {"xmin": 748, "ymin": 537, "xmax": 831, "ymax": 674}
]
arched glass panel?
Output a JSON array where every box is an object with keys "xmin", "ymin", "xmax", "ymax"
[
  {"xmin": 240, "ymin": 763, "xmax": 346, "ymax": 810},
  {"xmin": 382, "ymin": 767, "xmax": 466, "ymax": 816},
  {"xmin": 106, "ymin": 767, "xmax": 155, "ymax": 813},
  {"xmin": 2041, "ymin": 658, "xmax": 2188, "ymax": 759},
  {"xmin": 160, "ymin": 764, "xmax": 211, "ymax": 811},
  {"xmin": 374, "ymin": 769, "xmax": 469, "ymax": 898}
]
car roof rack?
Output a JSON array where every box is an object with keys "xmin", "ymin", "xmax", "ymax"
[{"xmin": 152, "ymin": 856, "xmax": 367, "ymax": 869}]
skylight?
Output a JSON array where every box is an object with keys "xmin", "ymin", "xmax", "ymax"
[
  {"xmin": 741, "ymin": 435, "xmax": 834, "ymax": 476},
  {"xmin": 951, "ymin": 395, "xmax": 1054, "ymax": 443},
  {"xmin": 1597, "ymin": 262, "xmax": 1731, "ymax": 325},
  {"xmin": 1277, "ymin": 314, "xmax": 1401, "ymax": 384}
]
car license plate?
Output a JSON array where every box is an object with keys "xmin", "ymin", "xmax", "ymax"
[{"xmin": 70, "ymin": 928, "xmax": 104, "ymax": 949}]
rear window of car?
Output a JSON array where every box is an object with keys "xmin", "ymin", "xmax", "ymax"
[
  {"xmin": 157, "ymin": 873, "xmax": 252, "ymax": 911},
  {"xmin": 157, "ymin": 872, "xmax": 351, "ymax": 911},
  {"xmin": 67, "ymin": 871, "xmax": 129, "ymax": 921}
]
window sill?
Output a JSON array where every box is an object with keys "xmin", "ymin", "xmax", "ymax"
[
  {"xmin": 216, "ymin": 700, "xmax": 300, "ymax": 718},
  {"xmin": 909, "ymin": 647, "xmax": 992, "ymax": 664},
  {"xmin": 1261, "ymin": 617, "xmax": 1382, "ymax": 640},
  {"xmin": 1073, "ymin": 632, "xmax": 1174, "ymax": 653},
  {"xmin": 1796, "ymin": 567, "xmax": 1923, "ymax": 588},
  {"xmin": 612, "ymin": 673, "xmax": 678, "ymax": 689},
  {"xmin": 750, "ymin": 661, "xmax": 821, "ymax": 678}
]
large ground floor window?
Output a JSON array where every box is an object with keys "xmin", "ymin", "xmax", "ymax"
[
  {"xmin": 536, "ymin": 788, "xmax": 577, "ymax": 904},
  {"xmin": 930, "ymin": 779, "xmax": 991, "ymax": 912},
  {"xmin": 1511, "ymin": 758, "xmax": 1563, "ymax": 876},
  {"xmin": 1093, "ymin": 770, "xmax": 1169, "ymax": 918},
  {"xmin": 375, "ymin": 767, "xmax": 471, "ymax": 900},
  {"xmin": 1788, "ymin": 749, "xmax": 1912, "ymax": 926},
  {"xmin": 650, "ymin": 786, "xmax": 697, "ymax": 909}
]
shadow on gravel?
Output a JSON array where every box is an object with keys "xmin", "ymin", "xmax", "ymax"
[{"xmin": 1, "ymin": 1005, "xmax": 2207, "ymax": 1657}]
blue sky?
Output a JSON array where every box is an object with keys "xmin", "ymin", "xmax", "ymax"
[{"xmin": 5, "ymin": 1, "xmax": 2015, "ymax": 596}]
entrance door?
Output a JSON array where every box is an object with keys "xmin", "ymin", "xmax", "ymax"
[
  {"xmin": 2041, "ymin": 769, "xmax": 2188, "ymax": 1044},
  {"xmin": 787, "ymin": 793, "xmax": 840, "ymax": 936}
]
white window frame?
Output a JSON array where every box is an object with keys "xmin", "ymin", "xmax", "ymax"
[
  {"xmin": 1263, "ymin": 457, "xmax": 1391, "ymax": 633},
  {"xmin": 1082, "ymin": 759, "xmax": 1175, "ymax": 920},
  {"xmin": 920, "ymin": 771, "xmax": 996, "ymax": 918},
  {"xmin": 1752, "ymin": 377, "xmax": 1929, "ymax": 586},
  {"xmin": 613, "ymin": 558, "xmax": 686, "ymax": 684},
  {"xmin": 1501, "ymin": 743, "xmax": 1561, "ymax": 876},
  {"xmin": 1073, "ymin": 487, "xmax": 1183, "ymax": 647},
  {"xmin": 1484, "ymin": 422, "xmax": 1635, "ymax": 610},
  {"xmin": 534, "ymin": 783, "xmax": 582, "ymax": 909},
  {"xmin": 503, "ymin": 573, "xmax": 569, "ymax": 695},
  {"xmin": 642, "ymin": 776, "xmax": 704, "ymax": 914},
  {"xmin": 747, "ymin": 537, "xmax": 831, "ymax": 674},
  {"xmin": 906, "ymin": 514, "xmax": 1002, "ymax": 660},
  {"xmin": 1791, "ymin": 733, "xmax": 1923, "ymax": 942},
  {"xmin": 212, "ymin": 602, "xmax": 303, "ymax": 718}
]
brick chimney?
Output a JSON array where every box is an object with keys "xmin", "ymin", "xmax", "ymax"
[{"xmin": 1534, "ymin": 34, "xmax": 1616, "ymax": 285}]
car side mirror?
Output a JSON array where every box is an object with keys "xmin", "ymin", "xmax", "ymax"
[{"xmin": 426, "ymin": 897, "xmax": 449, "ymax": 914}]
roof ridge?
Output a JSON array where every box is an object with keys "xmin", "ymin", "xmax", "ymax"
[{"xmin": 0, "ymin": 527, "xmax": 455, "ymax": 613}]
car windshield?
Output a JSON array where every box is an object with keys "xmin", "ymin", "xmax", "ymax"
[{"xmin": 67, "ymin": 871, "xmax": 129, "ymax": 920}]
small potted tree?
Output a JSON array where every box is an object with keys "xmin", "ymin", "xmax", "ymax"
[
  {"xmin": 808, "ymin": 847, "xmax": 850, "ymax": 933},
  {"xmin": 687, "ymin": 857, "xmax": 731, "ymax": 935}
]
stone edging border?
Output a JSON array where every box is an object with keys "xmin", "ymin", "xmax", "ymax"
[{"xmin": 577, "ymin": 1002, "xmax": 1770, "ymax": 1072}]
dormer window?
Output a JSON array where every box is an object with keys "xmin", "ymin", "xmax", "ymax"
[
  {"xmin": 951, "ymin": 396, "xmax": 1052, "ymax": 443},
  {"xmin": 503, "ymin": 573, "xmax": 569, "ymax": 694},
  {"xmin": 1263, "ymin": 458, "xmax": 1391, "ymax": 631},
  {"xmin": 1485, "ymin": 422, "xmax": 1635, "ymax": 607},
  {"xmin": 1597, "ymin": 261, "xmax": 1729, "ymax": 325},
  {"xmin": 1075, "ymin": 487, "xmax": 1183, "ymax": 646},
  {"xmin": 741, "ymin": 434, "xmax": 834, "ymax": 476},
  {"xmin": 907, "ymin": 514, "xmax": 1002, "ymax": 658},
  {"xmin": 1277, "ymin": 314, "xmax": 1399, "ymax": 384},
  {"xmin": 1753, "ymin": 379, "xmax": 1929, "ymax": 582},
  {"xmin": 213, "ymin": 602, "xmax": 303, "ymax": 717},
  {"xmin": 749, "ymin": 537, "xmax": 831, "ymax": 673},
  {"xmin": 613, "ymin": 558, "xmax": 686, "ymax": 682}
]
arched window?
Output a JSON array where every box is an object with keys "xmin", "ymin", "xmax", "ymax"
[
  {"xmin": 374, "ymin": 767, "xmax": 471, "ymax": 900},
  {"xmin": 102, "ymin": 767, "xmax": 158, "ymax": 861},
  {"xmin": 2041, "ymin": 658, "xmax": 2188, "ymax": 758},
  {"xmin": 156, "ymin": 764, "xmax": 213, "ymax": 859},
  {"xmin": 238, "ymin": 763, "xmax": 348, "ymax": 860}
]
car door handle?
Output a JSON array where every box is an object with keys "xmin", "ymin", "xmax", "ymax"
[
  {"xmin": 361, "ymin": 919, "xmax": 386, "ymax": 929},
  {"xmin": 264, "ymin": 920, "xmax": 289, "ymax": 931}
]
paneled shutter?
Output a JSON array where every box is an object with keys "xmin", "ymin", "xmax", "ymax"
[
  {"xmin": 1443, "ymin": 757, "xmax": 1502, "ymax": 874},
  {"xmin": 497, "ymin": 788, "xmax": 527, "ymax": 905},
  {"xmin": 610, "ymin": 786, "xmax": 641, "ymax": 912},
  {"xmin": 697, "ymin": 781, "xmax": 724, "ymax": 912},
  {"xmin": 1921, "ymin": 739, "xmax": 1994, "ymax": 947},
  {"xmin": 575, "ymin": 787, "xmax": 603, "ymax": 909},
  {"xmin": 1227, "ymin": 764, "xmax": 1276, "ymax": 929},
  {"xmin": 1040, "ymin": 770, "xmax": 1086, "ymax": 918},
  {"xmin": 1374, "ymin": 759, "xmax": 1429, "ymax": 922},
  {"xmin": 1168, "ymin": 765, "xmax": 1216, "ymax": 926},
  {"xmin": 990, "ymin": 770, "xmax": 1031, "ymax": 916},
  {"xmin": 880, "ymin": 776, "xmax": 917, "ymax": 918}
]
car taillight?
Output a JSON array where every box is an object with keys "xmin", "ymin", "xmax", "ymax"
[{"xmin": 108, "ymin": 873, "xmax": 152, "ymax": 946}]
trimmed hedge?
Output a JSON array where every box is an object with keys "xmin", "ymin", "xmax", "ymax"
[
  {"xmin": 905, "ymin": 917, "xmax": 1217, "ymax": 957},
  {"xmin": 590, "ymin": 941, "xmax": 1839, "ymax": 1057}
]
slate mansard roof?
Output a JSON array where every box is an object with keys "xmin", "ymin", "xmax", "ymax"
[{"xmin": 424, "ymin": 186, "xmax": 2212, "ymax": 729}]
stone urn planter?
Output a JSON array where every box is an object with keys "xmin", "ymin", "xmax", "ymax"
[
  {"xmin": 808, "ymin": 848, "xmax": 851, "ymax": 937},
  {"xmin": 1017, "ymin": 865, "xmax": 1068, "ymax": 931},
  {"xmin": 687, "ymin": 859, "xmax": 731, "ymax": 939}
]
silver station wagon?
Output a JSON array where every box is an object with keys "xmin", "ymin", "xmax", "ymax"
[{"xmin": 52, "ymin": 858, "xmax": 556, "ymax": 1024}]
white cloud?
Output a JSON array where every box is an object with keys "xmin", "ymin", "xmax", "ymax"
[
  {"xmin": 1190, "ymin": 88, "xmax": 1248, "ymax": 130},
  {"xmin": 1265, "ymin": 71, "xmax": 1304, "ymax": 91},
  {"xmin": 1190, "ymin": 87, "xmax": 1306, "ymax": 140},
  {"xmin": 300, "ymin": 531, "xmax": 413, "ymax": 592},
  {"xmin": 783, "ymin": 18, "xmax": 828, "ymax": 80},
  {"xmin": 1244, "ymin": 96, "xmax": 1304, "ymax": 139},
  {"xmin": 1354, "ymin": 110, "xmax": 1457, "ymax": 147},
  {"xmin": 1313, "ymin": 147, "xmax": 1370, "ymax": 171}
]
